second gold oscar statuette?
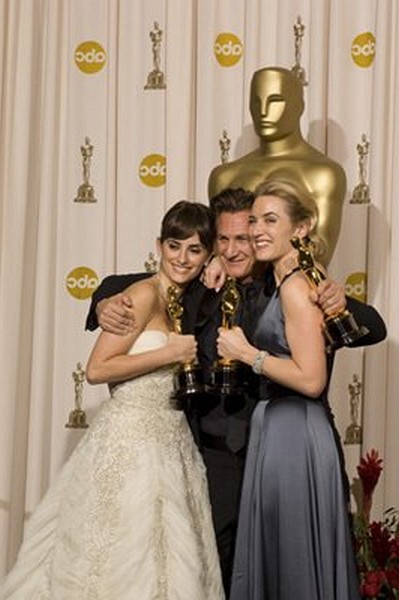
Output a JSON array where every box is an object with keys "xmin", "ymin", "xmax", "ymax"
[{"xmin": 207, "ymin": 277, "xmax": 247, "ymax": 398}]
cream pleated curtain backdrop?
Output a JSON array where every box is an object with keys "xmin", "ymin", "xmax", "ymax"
[{"xmin": 0, "ymin": 0, "xmax": 398, "ymax": 575}]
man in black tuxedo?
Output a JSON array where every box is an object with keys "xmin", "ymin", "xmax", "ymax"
[{"xmin": 85, "ymin": 188, "xmax": 386, "ymax": 593}]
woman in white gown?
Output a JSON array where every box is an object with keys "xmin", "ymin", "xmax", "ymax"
[{"xmin": 1, "ymin": 201, "xmax": 225, "ymax": 600}]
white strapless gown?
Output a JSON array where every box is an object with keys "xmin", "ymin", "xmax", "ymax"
[{"xmin": 1, "ymin": 331, "xmax": 224, "ymax": 600}]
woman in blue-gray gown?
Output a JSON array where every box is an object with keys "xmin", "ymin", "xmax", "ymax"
[{"xmin": 217, "ymin": 180, "xmax": 361, "ymax": 600}]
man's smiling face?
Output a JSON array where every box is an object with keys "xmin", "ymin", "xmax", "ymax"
[{"xmin": 215, "ymin": 210, "xmax": 255, "ymax": 283}]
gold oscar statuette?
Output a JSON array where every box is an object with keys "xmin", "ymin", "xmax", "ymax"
[
  {"xmin": 65, "ymin": 362, "xmax": 89, "ymax": 429},
  {"xmin": 207, "ymin": 277, "xmax": 246, "ymax": 397},
  {"xmin": 74, "ymin": 137, "xmax": 97, "ymax": 203},
  {"xmin": 144, "ymin": 21, "xmax": 166, "ymax": 90},
  {"xmin": 350, "ymin": 134, "xmax": 371, "ymax": 204},
  {"xmin": 290, "ymin": 236, "xmax": 369, "ymax": 352},
  {"xmin": 344, "ymin": 374, "xmax": 363, "ymax": 445},
  {"xmin": 166, "ymin": 285, "xmax": 204, "ymax": 400}
]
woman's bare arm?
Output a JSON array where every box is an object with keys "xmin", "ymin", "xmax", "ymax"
[
  {"xmin": 86, "ymin": 282, "xmax": 196, "ymax": 385},
  {"xmin": 217, "ymin": 274, "xmax": 327, "ymax": 398}
]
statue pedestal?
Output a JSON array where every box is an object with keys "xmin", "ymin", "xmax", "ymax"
[
  {"xmin": 65, "ymin": 409, "xmax": 89, "ymax": 429},
  {"xmin": 74, "ymin": 183, "xmax": 97, "ymax": 203},
  {"xmin": 344, "ymin": 423, "xmax": 362, "ymax": 445},
  {"xmin": 350, "ymin": 183, "xmax": 370, "ymax": 204},
  {"xmin": 144, "ymin": 70, "xmax": 166, "ymax": 90}
]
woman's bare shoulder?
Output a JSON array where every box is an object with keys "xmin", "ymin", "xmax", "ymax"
[
  {"xmin": 124, "ymin": 276, "xmax": 160, "ymax": 309},
  {"xmin": 125, "ymin": 276, "xmax": 157, "ymax": 294},
  {"xmin": 280, "ymin": 271, "xmax": 319, "ymax": 311}
]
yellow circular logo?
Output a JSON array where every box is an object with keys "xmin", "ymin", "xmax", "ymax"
[
  {"xmin": 139, "ymin": 154, "xmax": 166, "ymax": 187},
  {"xmin": 345, "ymin": 272, "xmax": 367, "ymax": 303},
  {"xmin": 214, "ymin": 33, "xmax": 243, "ymax": 67},
  {"xmin": 66, "ymin": 266, "xmax": 99, "ymax": 300},
  {"xmin": 351, "ymin": 32, "xmax": 376, "ymax": 68},
  {"xmin": 74, "ymin": 41, "xmax": 107, "ymax": 74}
]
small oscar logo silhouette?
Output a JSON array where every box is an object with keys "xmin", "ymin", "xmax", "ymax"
[
  {"xmin": 144, "ymin": 21, "xmax": 166, "ymax": 90},
  {"xmin": 219, "ymin": 129, "xmax": 231, "ymax": 164},
  {"xmin": 144, "ymin": 252, "xmax": 158, "ymax": 273},
  {"xmin": 65, "ymin": 362, "xmax": 89, "ymax": 429},
  {"xmin": 291, "ymin": 16, "xmax": 308, "ymax": 86},
  {"xmin": 350, "ymin": 134, "xmax": 371, "ymax": 204},
  {"xmin": 344, "ymin": 374, "xmax": 363, "ymax": 445},
  {"xmin": 74, "ymin": 137, "xmax": 97, "ymax": 203}
]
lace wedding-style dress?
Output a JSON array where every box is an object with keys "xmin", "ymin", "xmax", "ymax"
[{"xmin": 1, "ymin": 330, "xmax": 224, "ymax": 600}]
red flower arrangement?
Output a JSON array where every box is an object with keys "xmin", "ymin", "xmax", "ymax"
[{"xmin": 354, "ymin": 449, "xmax": 399, "ymax": 599}]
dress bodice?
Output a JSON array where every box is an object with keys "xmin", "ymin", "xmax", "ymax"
[
  {"xmin": 129, "ymin": 329, "xmax": 169, "ymax": 354},
  {"xmin": 109, "ymin": 330, "xmax": 176, "ymax": 410},
  {"xmin": 253, "ymin": 289, "xmax": 329, "ymax": 403},
  {"xmin": 253, "ymin": 289, "xmax": 290, "ymax": 358}
]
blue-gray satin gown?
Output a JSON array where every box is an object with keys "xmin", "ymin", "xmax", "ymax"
[{"xmin": 229, "ymin": 289, "xmax": 361, "ymax": 600}]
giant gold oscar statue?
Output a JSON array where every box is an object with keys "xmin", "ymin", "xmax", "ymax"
[
  {"xmin": 208, "ymin": 67, "xmax": 346, "ymax": 266},
  {"xmin": 290, "ymin": 236, "xmax": 368, "ymax": 352},
  {"xmin": 166, "ymin": 285, "xmax": 204, "ymax": 400}
]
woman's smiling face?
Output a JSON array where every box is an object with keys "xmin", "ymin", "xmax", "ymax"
[
  {"xmin": 158, "ymin": 233, "xmax": 209, "ymax": 287},
  {"xmin": 249, "ymin": 194, "xmax": 308, "ymax": 266}
]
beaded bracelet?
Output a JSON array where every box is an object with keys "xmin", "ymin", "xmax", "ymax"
[{"xmin": 252, "ymin": 350, "xmax": 268, "ymax": 375}]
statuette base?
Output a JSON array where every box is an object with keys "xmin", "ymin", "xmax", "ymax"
[
  {"xmin": 173, "ymin": 364, "xmax": 204, "ymax": 400},
  {"xmin": 144, "ymin": 70, "xmax": 166, "ymax": 90},
  {"xmin": 291, "ymin": 65, "xmax": 307, "ymax": 86},
  {"xmin": 350, "ymin": 184, "xmax": 370, "ymax": 204},
  {"xmin": 324, "ymin": 312, "xmax": 369, "ymax": 353},
  {"xmin": 65, "ymin": 409, "xmax": 89, "ymax": 429},
  {"xmin": 206, "ymin": 362, "xmax": 247, "ymax": 398},
  {"xmin": 74, "ymin": 184, "xmax": 97, "ymax": 203},
  {"xmin": 344, "ymin": 424, "xmax": 362, "ymax": 445}
]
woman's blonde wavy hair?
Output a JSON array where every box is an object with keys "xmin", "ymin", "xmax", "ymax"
[{"xmin": 253, "ymin": 179, "xmax": 326, "ymax": 261}]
